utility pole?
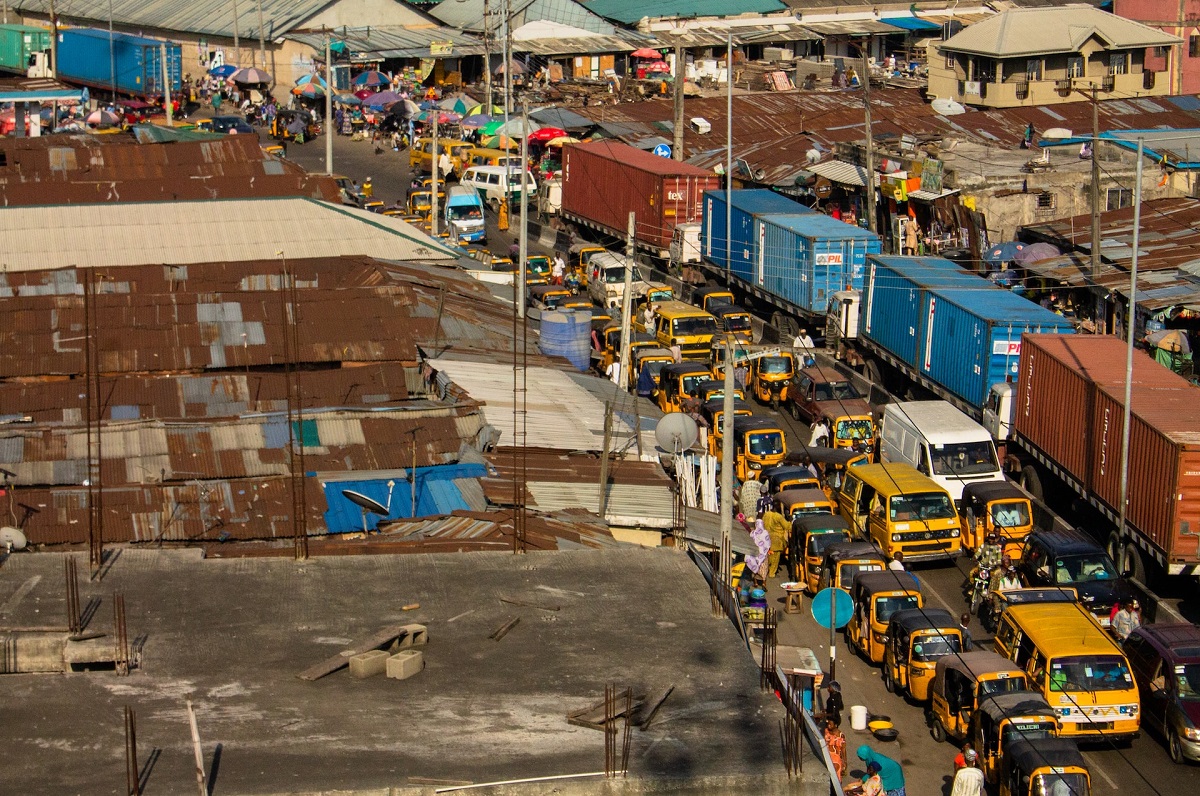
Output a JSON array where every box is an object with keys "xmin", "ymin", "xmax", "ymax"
[
  {"xmin": 161, "ymin": 43, "xmax": 173, "ymax": 126},
  {"xmin": 431, "ymin": 111, "xmax": 440, "ymax": 238},
  {"xmin": 672, "ymin": 44, "xmax": 685, "ymax": 161},
  {"xmin": 483, "ymin": 0, "xmax": 492, "ymax": 113},
  {"xmin": 47, "ymin": 0, "xmax": 57, "ymax": 78},
  {"xmin": 718, "ymin": 339, "xmax": 735, "ymax": 584},
  {"xmin": 324, "ymin": 33, "xmax": 332, "ymax": 175},
  {"xmin": 861, "ymin": 40, "xmax": 877, "ymax": 235},
  {"xmin": 1116, "ymin": 137, "xmax": 1144, "ymax": 575},
  {"xmin": 231, "ymin": 0, "xmax": 240, "ymax": 67},
  {"xmin": 725, "ymin": 31, "xmax": 733, "ymax": 286},
  {"xmin": 255, "ymin": 0, "xmax": 266, "ymax": 69},
  {"xmin": 1090, "ymin": 87, "xmax": 1101, "ymax": 281},
  {"xmin": 516, "ymin": 104, "xmax": 528, "ymax": 320},
  {"xmin": 618, "ymin": 212, "xmax": 636, "ymax": 395},
  {"xmin": 503, "ymin": 0, "xmax": 513, "ymax": 119},
  {"xmin": 107, "ymin": 0, "xmax": 116, "ymax": 100}
]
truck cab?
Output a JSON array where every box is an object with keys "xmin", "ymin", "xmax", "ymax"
[
  {"xmin": 824, "ymin": 289, "xmax": 860, "ymax": 351},
  {"xmin": 669, "ymin": 222, "xmax": 701, "ymax": 266},
  {"xmin": 693, "ymin": 286, "xmax": 735, "ymax": 314},
  {"xmin": 983, "ymin": 382, "xmax": 1015, "ymax": 442},
  {"xmin": 880, "ymin": 400, "xmax": 1005, "ymax": 503},
  {"xmin": 587, "ymin": 252, "xmax": 645, "ymax": 309},
  {"xmin": 444, "ymin": 185, "xmax": 486, "ymax": 244}
]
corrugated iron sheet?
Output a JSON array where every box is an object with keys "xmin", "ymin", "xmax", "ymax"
[{"xmin": 16, "ymin": 0, "xmax": 329, "ymax": 40}]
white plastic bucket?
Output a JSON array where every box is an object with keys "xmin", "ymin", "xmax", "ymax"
[{"xmin": 849, "ymin": 705, "xmax": 869, "ymax": 731}]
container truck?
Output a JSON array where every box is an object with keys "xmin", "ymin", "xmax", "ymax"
[
  {"xmin": 984, "ymin": 333, "xmax": 1200, "ymax": 583},
  {"xmin": 49, "ymin": 28, "xmax": 182, "ymax": 98},
  {"xmin": 560, "ymin": 141, "xmax": 719, "ymax": 258},
  {"xmin": 694, "ymin": 189, "xmax": 878, "ymax": 339},
  {"xmin": 856, "ymin": 255, "xmax": 1075, "ymax": 420},
  {"xmin": 0, "ymin": 24, "xmax": 50, "ymax": 77}
]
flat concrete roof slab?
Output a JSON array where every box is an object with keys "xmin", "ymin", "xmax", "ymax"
[{"xmin": 0, "ymin": 547, "xmax": 799, "ymax": 794}]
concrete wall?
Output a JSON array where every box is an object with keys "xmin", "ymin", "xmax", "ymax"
[{"xmin": 303, "ymin": 0, "xmax": 432, "ymax": 31}]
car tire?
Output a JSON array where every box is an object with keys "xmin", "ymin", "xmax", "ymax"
[
  {"xmin": 790, "ymin": 401, "xmax": 801, "ymax": 421},
  {"xmin": 1169, "ymin": 727, "xmax": 1185, "ymax": 764},
  {"xmin": 930, "ymin": 717, "xmax": 946, "ymax": 743},
  {"xmin": 882, "ymin": 667, "xmax": 894, "ymax": 693}
]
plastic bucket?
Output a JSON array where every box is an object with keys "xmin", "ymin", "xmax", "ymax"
[{"xmin": 849, "ymin": 705, "xmax": 869, "ymax": 731}]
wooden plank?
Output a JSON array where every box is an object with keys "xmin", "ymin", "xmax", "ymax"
[
  {"xmin": 297, "ymin": 624, "xmax": 408, "ymax": 681},
  {"xmin": 489, "ymin": 616, "xmax": 520, "ymax": 641},
  {"xmin": 636, "ymin": 685, "xmax": 675, "ymax": 730}
]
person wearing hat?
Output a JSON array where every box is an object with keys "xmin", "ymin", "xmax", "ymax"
[
  {"xmin": 953, "ymin": 742, "xmax": 975, "ymax": 770},
  {"xmin": 844, "ymin": 760, "xmax": 883, "ymax": 796},
  {"xmin": 1112, "ymin": 598, "xmax": 1142, "ymax": 642},
  {"xmin": 820, "ymin": 680, "xmax": 844, "ymax": 727},
  {"xmin": 950, "ymin": 748, "xmax": 984, "ymax": 796},
  {"xmin": 855, "ymin": 745, "xmax": 905, "ymax": 796},
  {"xmin": 361, "ymin": 177, "xmax": 373, "ymax": 199}
]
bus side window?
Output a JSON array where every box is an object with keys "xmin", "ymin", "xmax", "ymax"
[
  {"xmin": 1015, "ymin": 635, "xmax": 1036, "ymax": 669},
  {"xmin": 858, "ymin": 485, "xmax": 876, "ymax": 516},
  {"xmin": 1029, "ymin": 652, "xmax": 1047, "ymax": 686},
  {"xmin": 918, "ymin": 446, "xmax": 931, "ymax": 476},
  {"xmin": 996, "ymin": 617, "xmax": 1018, "ymax": 656}
]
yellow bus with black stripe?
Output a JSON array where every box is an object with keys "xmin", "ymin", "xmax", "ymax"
[
  {"xmin": 648, "ymin": 301, "xmax": 718, "ymax": 361},
  {"xmin": 835, "ymin": 462, "xmax": 961, "ymax": 563}
]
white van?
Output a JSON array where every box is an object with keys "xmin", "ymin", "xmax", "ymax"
[
  {"xmin": 879, "ymin": 400, "xmax": 1005, "ymax": 502},
  {"xmin": 538, "ymin": 178, "xmax": 562, "ymax": 217},
  {"xmin": 669, "ymin": 222, "xmax": 701, "ymax": 265},
  {"xmin": 587, "ymin": 251, "xmax": 647, "ymax": 308},
  {"xmin": 459, "ymin": 165, "xmax": 537, "ymax": 210}
]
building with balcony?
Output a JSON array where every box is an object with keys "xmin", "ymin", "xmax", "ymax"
[
  {"xmin": 927, "ymin": 5, "xmax": 1180, "ymax": 108},
  {"xmin": 1113, "ymin": 0, "xmax": 1200, "ymax": 94}
]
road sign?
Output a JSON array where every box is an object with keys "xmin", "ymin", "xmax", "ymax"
[
  {"xmin": 811, "ymin": 587, "xmax": 853, "ymax": 629},
  {"xmin": 653, "ymin": 143, "xmax": 671, "ymax": 158}
]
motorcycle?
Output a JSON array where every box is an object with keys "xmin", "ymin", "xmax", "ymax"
[{"xmin": 969, "ymin": 566, "xmax": 992, "ymax": 615}]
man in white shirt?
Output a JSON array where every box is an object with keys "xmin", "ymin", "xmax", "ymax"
[
  {"xmin": 551, "ymin": 253, "xmax": 566, "ymax": 285},
  {"xmin": 605, "ymin": 360, "xmax": 623, "ymax": 386},
  {"xmin": 808, "ymin": 417, "xmax": 830, "ymax": 448},
  {"xmin": 793, "ymin": 328, "xmax": 816, "ymax": 367}
]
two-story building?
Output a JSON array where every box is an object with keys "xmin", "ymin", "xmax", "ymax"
[
  {"xmin": 927, "ymin": 6, "xmax": 1180, "ymax": 108},
  {"xmin": 1113, "ymin": 0, "xmax": 1200, "ymax": 94}
]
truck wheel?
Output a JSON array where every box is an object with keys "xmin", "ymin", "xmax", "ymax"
[
  {"xmin": 1106, "ymin": 532, "xmax": 1123, "ymax": 568},
  {"xmin": 930, "ymin": 717, "xmax": 947, "ymax": 743},
  {"xmin": 1123, "ymin": 542, "xmax": 1145, "ymax": 582},
  {"xmin": 1020, "ymin": 466, "xmax": 1044, "ymax": 501},
  {"xmin": 864, "ymin": 360, "xmax": 883, "ymax": 385}
]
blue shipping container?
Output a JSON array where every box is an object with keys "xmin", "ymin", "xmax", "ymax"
[
  {"xmin": 754, "ymin": 213, "xmax": 882, "ymax": 314},
  {"xmin": 862, "ymin": 255, "xmax": 1075, "ymax": 409},
  {"xmin": 861, "ymin": 256, "xmax": 982, "ymax": 368},
  {"xmin": 57, "ymin": 28, "xmax": 182, "ymax": 96},
  {"xmin": 702, "ymin": 189, "xmax": 814, "ymax": 282}
]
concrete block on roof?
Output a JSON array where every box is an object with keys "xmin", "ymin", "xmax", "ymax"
[
  {"xmin": 349, "ymin": 649, "xmax": 389, "ymax": 678},
  {"xmin": 398, "ymin": 624, "xmax": 428, "ymax": 648},
  {"xmin": 387, "ymin": 650, "xmax": 424, "ymax": 680}
]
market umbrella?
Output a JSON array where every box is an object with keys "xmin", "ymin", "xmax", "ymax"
[
  {"xmin": 645, "ymin": 60, "xmax": 671, "ymax": 72},
  {"xmin": 438, "ymin": 96, "xmax": 469, "ymax": 114},
  {"xmin": 363, "ymin": 90, "xmax": 403, "ymax": 108},
  {"xmin": 230, "ymin": 66, "xmax": 271, "ymax": 85},
  {"xmin": 208, "ymin": 64, "xmax": 238, "ymax": 78},
  {"xmin": 295, "ymin": 74, "xmax": 327, "ymax": 88},
  {"xmin": 415, "ymin": 110, "xmax": 461, "ymax": 125},
  {"xmin": 480, "ymin": 119, "xmax": 504, "ymax": 136},
  {"xmin": 460, "ymin": 113, "xmax": 493, "ymax": 128},
  {"xmin": 353, "ymin": 88, "xmax": 375, "ymax": 100},
  {"xmin": 494, "ymin": 59, "xmax": 525, "ymax": 76},
  {"xmin": 353, "ymin": 70, "xmax": 390, "ymax": 87},
  {"xmin": 630, "ymin": 48, "xmax": 662, "ymax": 59},
  {"xmin": 492, "ymin": 117, "xmax": 542, "ymax": 137},
  {"xmin": 86, "ymin": 109, "xmax": 121, "ymax": 127},
  {"xmin": 526, "ymin": 126, "xmax": 567, "ymax": 142},
  {"xmin": 418, "ymin": 99, "xmax": 439, "ymax": 110},
  {"xmin": 1014, "ymin": 242, "xmax": 1060, "ymax": 265},
  {"xmin": 983, "ymin": 241, "xmax": 1026, "ymax": 265},
  {"xmin": 466, "ymin": 103, "xmax": 503, "ymax": 116},
  {"xmin": 545, "ymin": 135, "xmax": 580, "ymax": 146},
  {"xmin": 1146, "ymin": 328, "xmax": 1191, "ymax": 354},
  {"xmin": 334, "ymin": 93, "xmax": 362, "ymax": 106},
  {"xmin": 481, "ymin": 134, "xmax": 518, "ymax": 150},
  {"xmin": 399, "ymin": 98, "xmax": 421, "ymax": 117},
  {"xmin": 293, "ymin": 83, "xmax": 326, "ymax": 98}
]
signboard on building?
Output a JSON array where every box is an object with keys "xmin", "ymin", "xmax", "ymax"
[
  {"xmin": 430, "ymin": 41, "xmax": 454, "ymax": 56},
  {"xmin": 920, "ymin": 158, "xmax": 944, "ymax": 195}
]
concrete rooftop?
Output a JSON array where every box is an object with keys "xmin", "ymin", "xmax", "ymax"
[{"xmin": 0, "ymin": 547, "xmax": 807, "ymax": 795}]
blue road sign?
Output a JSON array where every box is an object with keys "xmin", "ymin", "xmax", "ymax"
[
  {"xmin": 653, "ymin": 143, "xmax": 671, "ymax": 158},
  {"xmin": 811, "ymin": 587, "xmax": 854, "ymax": 629}
]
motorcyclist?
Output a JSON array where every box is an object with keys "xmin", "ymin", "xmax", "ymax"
[
  {"xmin": 968, "ymin": 532, "xmax": 1003, "ymax": 611},
  {"xmin": 996, "ymin": 563, "xmax": 1022, "ymax": 592},
  {"xmin": 976, "ymin": 532, "xmax": 1003, "ymax": 570}
]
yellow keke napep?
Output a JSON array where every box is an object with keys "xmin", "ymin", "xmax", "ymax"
[
  {"xmin": 927, "ymin": 650, "xmax": 1031, "ymax": 744},
  {"xmin": 846, "ymin": 570, "xmax": 922, "ymax": 665},
  {"xmin": 656, "ymin": 362, "xmax": 712, "ymax": 414},
  {"xmin": 999, "ymin": 738, "xmax": 1091, "ymax": 796},
  {"xmin": 749, "ymin": 351, "xmax": 796, "ymax": 410},
  {"xmin": 649, "ymin": 301, "xmax": 718, "ymax": 361},
  {"xmin": 971, "ymin": 691, "xmax": 1060, "ymax": 787},
  {"xmin": 774, "ymin": 487, "xmax": 836, "ymax": 522},
  {"xmin": 732, "ymin": 416, "xmax": 786, "ymax": 481},
  {"xmin": 883, "ymin": 607, "xmax": 964, "ymax": 701},
  {"xmin": 789, "ymin": 514, "xmax": 852, "ymax": 592},
  {"xmin": 817, "ymin": 541, "xmax": 886, "ymax": 593},
  {"xmin": 701, "ymin": 398, "xmax": 752, "ymax": 457},
  {"xmin": 993, "ymin": 601, "xmax": 1141, "ymax": 740},
  {"xmin": 835, "ymin": 462, "xmax": 961, "ymax": 563},
  {"xmin": 960, "ymin": 481, "xmax": 1035, "ymax": 561}
]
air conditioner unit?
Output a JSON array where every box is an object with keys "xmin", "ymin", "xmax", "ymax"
[{"xmin": 689, "ymin": 117, "xmax": 712, "ymax": 134}]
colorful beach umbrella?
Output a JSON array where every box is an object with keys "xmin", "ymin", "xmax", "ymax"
[
  {"xmin": 526, "ymin": 126, "xmax": 567, "ymax": 142},
  {"xmin": 466, "ymin": 103, "xmax": 503, "ymax": 116},
  {"xmin": 209, "ymin": 64, "xmax": 238, "ymax": 78},
  {"xmin": 363, "ymin": 90, "xmax": 404, "ymax": 108},
  {"xmin": 460, "ymin": 113, "xmax": 493, "ymax": 128},
  {"xmin": 295, "ymin": 74, "xmax": 327, "ymax": 88},
  {"xmin": 230, "ymin": 67, "xmax": 271, "ymax": 85},
  {"xmin": 293, "ymin": 83, "xmax": 326, "ymax": 98},
  {"xmin": 353, "ymin": 70, "xmax": 391, "ymax": 88},
  {"xmin": 334, "ymin": 94, "xmax": 362, "ymax": 106}
]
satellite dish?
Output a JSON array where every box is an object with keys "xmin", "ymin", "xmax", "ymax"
[
  {"xmin": 930, "ymin": 98, "xmax": 967, "ymax": 116},
  {"xmin": 342, "ymin": 482, "xmax": 396, "ymax": 533},
  {"xmin": 1042, "ymin": 127, "xmax": 1073, "ymax": 139},
  {"xmin": 805, "ymin": 148, "xmax": 821, "ymax": 164},
  {"xmin": 0, "ymin": 526, "xmax": 27, "ymax": 551},
  {"xmin": 654, "ymin": 413, "xmax": 700, "ymax": 454}
]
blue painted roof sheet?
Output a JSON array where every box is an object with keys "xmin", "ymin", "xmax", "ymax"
[
  {"xmin": 321, "ymin": 463, "xmax": 488, "ymax": 532},
  {"xmin": 880, "ymin": 14, "xmax": 941, "ymax": 32},
  {"xmin": 758, "ymin": 212, "xmax": 883, "ymax": 241}
]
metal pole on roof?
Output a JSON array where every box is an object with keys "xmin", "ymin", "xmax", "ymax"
[
  {"xmin": 232, "ymin": 0, "xmax": 240, "ymax": 67},
  {"xmin": 861, "ymin": 40, "xmax": 877, "ymax": 235},
  {"xmin": 161, "ymin": 43, "xmax": 173, "ymax": 126},
  {"xmin": 256, "ymin": 0, "xmax": 266, "ymax": 69},
  {"xmin": 672, "ymin": 44, "xmax": 684, "ymax": 161},
  {"xmin": 324, "ymin": 32, "xmax": 333, "ymax": 176},
  {"xmin": 432, "ymin": 111, "xmax": 440, "ymax": 238},
  {"xmin": 718, "ymin": 339, "xmax": 735, "ymax": 585},
  {"xmin": 725, "ymin": 30, "xmax": 732, "ymax": 287},
  {"xmin": 107, "ymin": 0, "xmax": 116, "ymax": 101},
  {"xmin": 1116, "ymin": 136, "xmax": 1143, "ymax": 577},
  {"xmin": 483, "ymin": 0, "xmax": 493, "ymax": 115},
  {"xmin": 1090, "ymin": 88, "xmax": 1101, "ymax": 282}
]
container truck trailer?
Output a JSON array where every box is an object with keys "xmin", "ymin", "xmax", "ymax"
[
  {"xmin": 984, "ymin": 333, "xmax": 1200, "ymax": 583},
  {"xmin": 47, "ymin": 28, "xmax": 182, "ymax": 98},
  {"xmin": 560, "ymin": 141, "xmax": 719, "ymax": 258},
  {"xmin": 0, "ymin": 24, "xmax": 50, "ymax": 77}
]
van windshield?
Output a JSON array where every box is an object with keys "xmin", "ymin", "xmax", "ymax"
[
  {"xmin": 672, "ymin": 316, "xmax": 719, "ymax": 336},
  {"xmin": 1054, "ymin": 554, "xmax": 1118, "ymax": 584},
  {"xmin": 603, "ymin": 266, "xmax": 626, "ymax": 283},
  {"xmin": 912, "ymin": 633, "xmax": 962, "ymax": 662},
  {"xmin": 1049, "ymin": 655, "xmax": 1132, "ymax": 692},
  {"xmin": 931, "ymin": 441, "xmax": 999, "ymax": 475},
  {"xmin": 889, "ymin": 492, "xmax": 956, "ymax": 521},
  {"xmin": 448, "ymin": 206, "xmax": 482, "ymax": 220}
]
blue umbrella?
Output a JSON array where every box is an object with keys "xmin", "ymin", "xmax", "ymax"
[
  {"xmin": 209, "ymin": 64, "xmax": 237, "ymax": 78},
  {"xmin": 461, "ymin": 113, "xmax": 492, "ymax": 129},
  {"xmin": 363, "ymin": 90, "xmax": 403, "ymax": 109},
  {"xmin": 295, "ymin": 74, "xmax": 328, "ymax": 88},
  {"xmin": 334, "ymin": 94, "xmax": 362, "ymax": 106},
  {"xmin": 984, "ymin": 241, "xmax": 1026, "ymax": 265},
  {"xmin": 419, "ymin": 100, "xmax": 438, "ymax": 110},
  {"xmin": 353, "ymin": 70, "xmax": 391, "ymax": 87}
]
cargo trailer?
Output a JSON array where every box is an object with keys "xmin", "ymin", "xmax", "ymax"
[
  {"xmin": 55, "ymin": 28, "xmax": 182, "ymax": 98},
  {"xmin": 560, "ymin": 141, "xmax": 719, "ymax": 257},
  {"xmin": 0, "ymin": 24, "xmax": 50, "ymax": 76},
  {"xmin": 999, "ymin": 334, "xmax": 1200, "ymax": 582}
]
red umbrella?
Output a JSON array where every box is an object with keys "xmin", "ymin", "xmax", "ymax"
[
  {"xmin": 631, "ymin": 48, "xmax": 662, "ymax": 59},
  {"xmin": 645, "ymin": 61, "xmax": 671, "ymax": 72},
  {"xmin": 353, "ymin": 88, "xmax": 375, "ymax": 100},
  {"xmin": 526, "ymin": 126, "xmax": 567, "ymax": 142}
]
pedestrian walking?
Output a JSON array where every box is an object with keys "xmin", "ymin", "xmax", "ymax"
[
  {"xmin": 888, "ymin": 552, "xmax": 906, "ymax": 571},
  {"xmin": 950, "ymin": 750, "xmax": 984, "ymax": 796},
  {"xmin": 809, "ymin": 417, "xmax": 831, "ymax": 448},
  {"xmin": 856, "ymin": 746, "xmax": 905, "ymax": 796},
  {"xmin": 1112, "ymin": 599, "xmax": 1142, "ymax": 642},
  {"xmin": 953, "ymin": 742, "xmax": 975, "ymax": 770},
  {"xmin": 820, "ymin": 681, "xmax": 844, "ymax": 727},
  {"xmin": 824, "ymin": 718, "xmax": 847, "ymax": 779}
]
